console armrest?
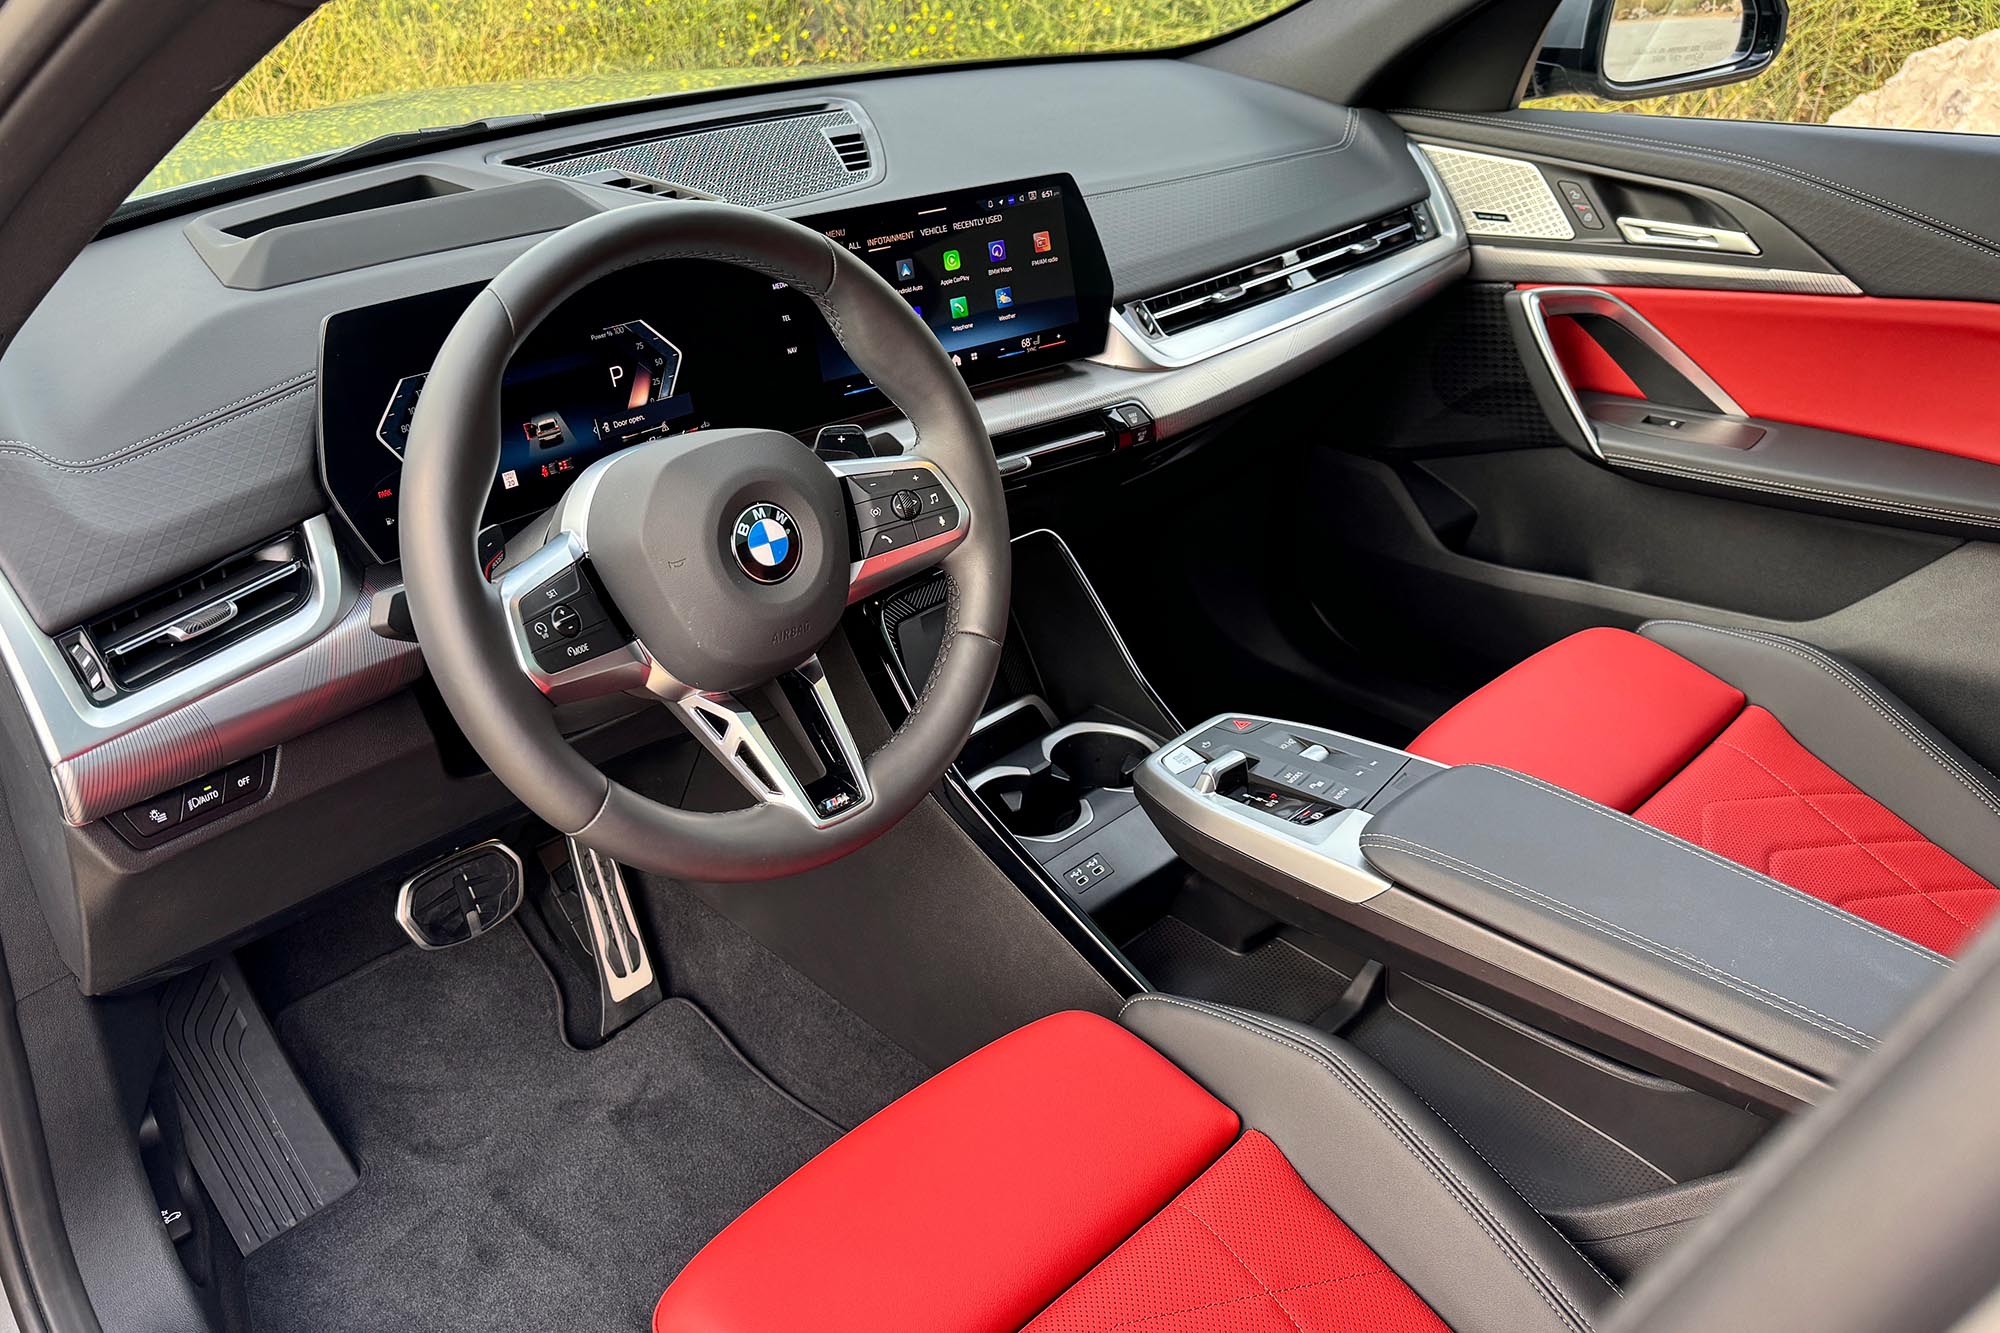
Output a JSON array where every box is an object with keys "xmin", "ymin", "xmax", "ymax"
[{"xmin": 1359, "ymin": 764, "xmax": 1950, "ymax": 1078}]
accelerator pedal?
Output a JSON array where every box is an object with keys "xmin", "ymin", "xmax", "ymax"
[{"xmin": 161, "ymin": 958, "xmax": 358, "ymax": 1254}]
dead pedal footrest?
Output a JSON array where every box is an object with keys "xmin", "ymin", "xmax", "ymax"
[{"xmin": 162, "ymin": 958, "xmax": 358, "ymax": 1254}]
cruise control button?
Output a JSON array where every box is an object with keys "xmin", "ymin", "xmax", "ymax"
[
  {"xmin": 844, "ymin": 472, "xmax": 902, "ymax": 499},
  {"xmin": 116, "ymin": 794, "xmax": 183, "ymax": 840},
  {"xmin": 864, "ymin": 523, "xmax": 917, "ymax": 556},
  {"xmin": 549, "ymin": 603, "xmax": 583, "ymax": 639},
  {"xmin": 534, "ymin": 629, "xmax": 623, "ymax": 674},
  {"xmin": 222, "ymin": 754, "xmax": 266, "ymax": 804},
  {"xmin": 522, "ymin": 565, "xmax": 582, "ymax": 615}
]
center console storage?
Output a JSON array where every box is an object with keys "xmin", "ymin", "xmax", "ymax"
[{"xmin": 1136, "ymin": 716, "xmax": 1949, "ymax": 1111}]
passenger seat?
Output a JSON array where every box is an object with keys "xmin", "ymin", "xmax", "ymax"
[{"xmin": 1408, "ymin": 623, "xmax": 2000, "ymax": 955}]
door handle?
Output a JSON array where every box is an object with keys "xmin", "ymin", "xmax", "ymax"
[{"xmin": 1615, "ymin": 217, "xmax": 1761, "ymax": 255}]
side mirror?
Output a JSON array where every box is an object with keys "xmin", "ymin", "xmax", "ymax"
[{"xmin": 1530, "ymin": 0, "xmax": 1788, "ymax": 101}]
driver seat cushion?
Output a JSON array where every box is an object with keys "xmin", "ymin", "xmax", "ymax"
[
  {"xmin": 655, "ymin": 1001, "xmax": 1615, "ymax": 1333},
  {"xmin": 1409, "ymin": 622, "xmax": 2000, "ymax": 955}
]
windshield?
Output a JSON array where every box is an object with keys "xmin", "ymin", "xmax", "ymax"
[{"xmin": 138, "ymin": 0, "xmax": 1290, "ymax": 199}]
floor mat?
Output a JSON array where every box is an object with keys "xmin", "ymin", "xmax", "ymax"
[{"xmin": 242, "ymin": 924, "xmax": 839, "ymax": 1333}]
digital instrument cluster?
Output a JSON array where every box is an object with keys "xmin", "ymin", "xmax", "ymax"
[{"xmin": 318, "ymin": 175, "xmax": 1111, "ymax": 561}]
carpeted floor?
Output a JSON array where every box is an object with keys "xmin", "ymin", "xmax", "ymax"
[{"xmin": 241, "ymin": 924, "xmax": 839, "ymax": 1333}]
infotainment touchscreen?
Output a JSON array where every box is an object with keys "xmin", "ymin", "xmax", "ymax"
[
  {"xmin": 318, "ymin": 174, "xmax": 1111, "ymax": 560},
  {"xmin": 810, "ymin": 179, "xmax": 1106, "ymax": 396}
]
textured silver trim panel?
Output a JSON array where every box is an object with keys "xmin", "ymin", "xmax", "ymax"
[
  {"xmin": 1470, "ymin": 243, "xmax": 1862, "ymax": 295},
  {"xmin": 1135, "ymin": 712, "xmax": 1395, "ymax": 906},
  {"xmin": 1, "ymin": 515, "xmax": 369, "ymax": 769},
  {"xmin": 50, "ymin": 562, "xmax": 423, "ymax": 826},
  {"xmin": 1419, "ymin": 145, "xmax": 1574, "ymax": 241}
]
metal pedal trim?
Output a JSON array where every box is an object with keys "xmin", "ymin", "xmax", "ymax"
[{"xmin": 566, "ymin": 838, "xmax": 656, "ymax": 1003}]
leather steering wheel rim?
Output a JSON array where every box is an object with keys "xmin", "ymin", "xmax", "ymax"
[{"xmin": 400, "ymin": 201, "xmax": 1009, "ymax": 881}]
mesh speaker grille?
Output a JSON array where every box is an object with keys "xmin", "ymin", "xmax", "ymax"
[
  {"xmin": 522, "ymin": 105, "xmax": 875, "ymax": 209},
  {"xmin": 1419, "ymin": 145, "xmax": 1574, "ymax": 241}
]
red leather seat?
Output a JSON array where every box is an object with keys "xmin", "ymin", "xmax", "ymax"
[
  {"xmin": 1409, "ymin": 622, "xmax": 2000, "ymax": 955},
  {"xmin": 655, "ymin": 1000, "xmax": 1615, "ymax": 1333}
]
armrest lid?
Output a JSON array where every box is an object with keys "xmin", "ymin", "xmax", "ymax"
[{"xmin": 1359, "ymin": 764, "xmax": 1950, "ymax": 1078}]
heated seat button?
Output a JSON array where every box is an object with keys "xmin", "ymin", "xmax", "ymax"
[
  {"xmin": 222, "ymin": 754, "xmax": 267, "ymax": 805},
  {"xmin": 115, "ymin": 794, "xmax": 184, "ymax": 841}
]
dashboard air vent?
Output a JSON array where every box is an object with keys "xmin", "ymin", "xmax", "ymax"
[
  {"xmin": 511, "ymin": 103, "xmax": 879, "ymax": 209},
  {"xmin": 824, "ymin": 129, "xmax": 871, "ymax": 174},
  {"xmin": 68, "ymin": 531, "xmax": 311, "ymax": 697},
  {"xmin": 1126, "ymin": 205, "xmax": 1433, "ymax": 341}
]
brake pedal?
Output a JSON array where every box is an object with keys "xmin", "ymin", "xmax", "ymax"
[{"xmin": 394, "ymin": 840, "xmax": 525, "ymax": 949}]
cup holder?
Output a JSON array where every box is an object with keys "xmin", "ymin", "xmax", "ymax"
[
  {"xmin": 973, "ymin": 770, "xmax": 1087, "ymax": 840},
  {"xmin": 970, "ymin": 722, "xmax": 1157, "ymax": 842},
  {"xmin": 1049, "ymin": 727, "xmax": 1151, "ymax": 792}
]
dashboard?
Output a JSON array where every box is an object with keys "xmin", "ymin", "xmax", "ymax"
[
  {"xmin": 319, "ymin": 175, "xmax": 1113, "ymax": 560},
  {"xmin": 0, "ymin": 58, "xmax": 1465, "ymax": 992}
]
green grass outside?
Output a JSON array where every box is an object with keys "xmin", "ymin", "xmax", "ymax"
[
  {"xmin": 144, "ymin": 0, "xmax": 2000, "ymax": 198},
  {"xmin": 1533, "ymin": 0, "xmax": 2000, "ymax": 124},
  {"xmin": 140, "ymin": 0, "xmax": 1283, "ymax": 194}
]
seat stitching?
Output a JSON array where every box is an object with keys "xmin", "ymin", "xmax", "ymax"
[
  {"xmin": 1220, "ymin": 1002, "xmax": 1622, "ymax": 1308},
  {"xmin": 1715, "ymin": 738, "xmax": 1982, "ymax": 930},
  {"xmin": 1173, "ymin": 1202, "xmax": 1307, "ymax": 1333},
  {"xmin": 1360, "ymin": 833, "xmax": 1877, "ymax": 1048},
  {"xmin": 1601, "ymin": 454, "xmax": 2000, "ymax": 528},
  {"xmin": 1645, "ymin": 620, "xmax": 2000, "ymax": 819},
  {"xmin": 1383, "ymin": 1078, "xmax": 1626, "ymax": 1291},
  {"xmin": 1397, "ymin": 110, "xmax": 2000, "ymax": 256},
  {"xmin": 1488, "ymin": 767, "xmax": 1952, "ymax": 968},
  {"xmin": 1125, "ymin": 994, "xmax": 1605, "ymax": 1328},
  {"xmin": 1102, "ymin": 1268, "xmax": 1395, "ymax": 1332}
]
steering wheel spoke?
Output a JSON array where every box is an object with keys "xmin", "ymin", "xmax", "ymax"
[
  {"xmin": 830, "ymin": 456, "xmax": 971, "ymax": 604},
  {"xmin": 495, "ymin": 531, "xmax": 652, "ymax": 703},
  {"xmin": 667, "ymin": 657, "xmax": 874, "ymax": 826}
]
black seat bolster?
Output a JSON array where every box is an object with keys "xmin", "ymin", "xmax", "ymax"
[
  {"xmin": 1358, "ymin": 764, "xmax": 1951, "ymax": 1080},
  {"xmin": 1122, "ymin": 993, "xmax": 1621, "ymax": 1333},
  {"xmin": 1640, "ymin": 620, "xmax": 2000, "ymax": 886}
]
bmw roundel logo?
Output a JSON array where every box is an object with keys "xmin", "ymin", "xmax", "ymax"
[{"xmin": 732, "ymin": 503, "xmax": 802, "ymax": 583}]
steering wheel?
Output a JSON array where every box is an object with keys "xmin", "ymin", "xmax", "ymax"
[{"xmin": 399, "ymin": 202, "xmax": 1010, "ymax": 881}]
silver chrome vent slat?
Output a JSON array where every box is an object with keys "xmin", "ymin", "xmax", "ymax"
[
  {"xmin": 513, "ymin": 102, "xmax": 879, "ymax": 209},
  {"xmin": 102, "ymin": 560, "xmax": 303, "ymax": 658},
  {"xmin": 1128, "ymin": 208, "xmax": 1429, "ymax": 341}
]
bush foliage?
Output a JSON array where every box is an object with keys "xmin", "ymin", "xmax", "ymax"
[{"xmin": 142, "ymin": 0, "xmax": 2000, "ymax": 196}]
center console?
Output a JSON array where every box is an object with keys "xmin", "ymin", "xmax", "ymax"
[{"xmin": 1135, "ymin": 714, "xmax": 1947, "ymax": 1114}]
